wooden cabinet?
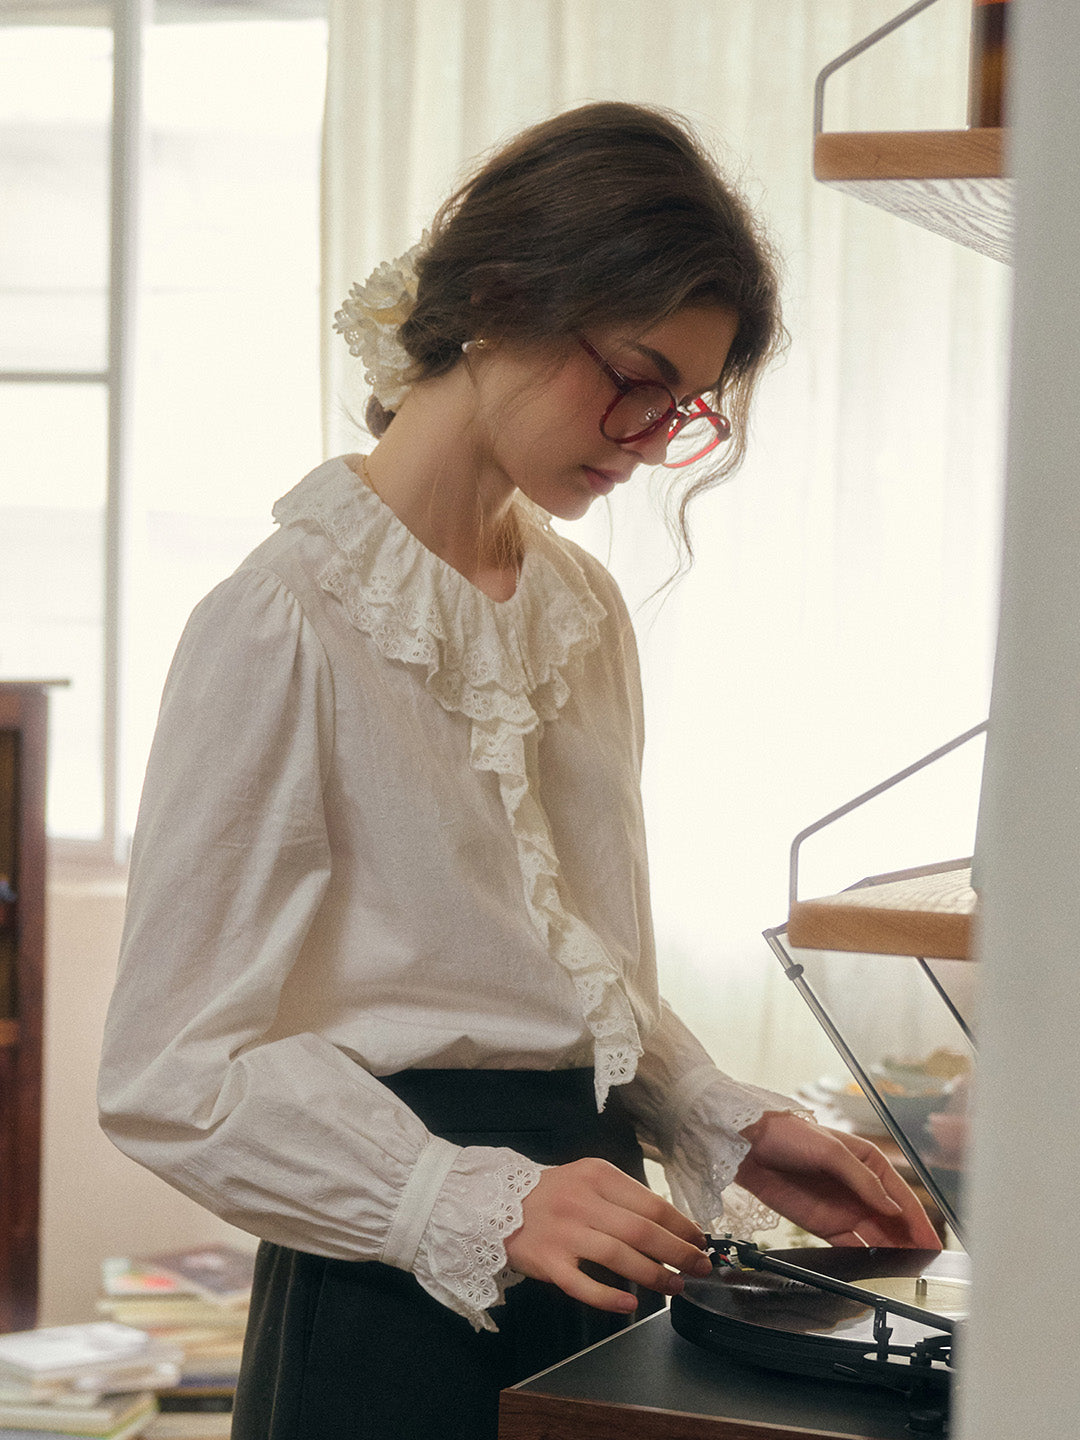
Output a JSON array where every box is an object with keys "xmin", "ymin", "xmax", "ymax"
[
  {"xmin": 500, "ymin": 1311, "xmax": 924, "ymax": 1440},
  {"xmin": 0, "ymin": 683, "xmax": 48, "ymax": 1333}
]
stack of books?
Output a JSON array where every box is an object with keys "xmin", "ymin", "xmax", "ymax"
[
  {"xmin": 0, "ymin": 1321, "xmax": 181, "ymax": 1439},
  {"xmin": 0, "ymin": 1389, "xmax": 158, "ymax": 1440},
  {"xmin": 95, "ymin": 1246, "xmax": 254, "ymax": 1430},
  {"xmin": 0, "ymin": 1246, "xmax": 255, "ymax": 1440}
]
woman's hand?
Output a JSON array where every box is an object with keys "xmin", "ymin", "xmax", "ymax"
[
  {"xmin": 502, "ymin": 1157, "xmax": 713, "ymax": 1313},
  {"xmin": 736, "ymin": 1111, "xmax": 942, "ymax": 1249}
]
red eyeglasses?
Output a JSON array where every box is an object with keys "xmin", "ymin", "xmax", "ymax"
[{"xmin": 577, "ymin": 337, "xmax": 731, "ymax": 469}]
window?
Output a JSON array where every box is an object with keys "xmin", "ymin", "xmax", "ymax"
[
  {"xmin": 0, "ymin": 1, "xmax": 328, "ymax": 851},
  {"xmin": 0, "ymin": 22, "xmax": 112, "ymax": 840}
]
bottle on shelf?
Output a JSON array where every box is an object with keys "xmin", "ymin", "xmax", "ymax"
[{"xmin": 968, "ymin": 0, "xmax": 1010, "ymax": 129}]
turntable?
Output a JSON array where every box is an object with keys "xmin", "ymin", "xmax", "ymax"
[
  {"xmin": 671, "ymin": 1241, "xmax": 965, "ymax": 1436},
  {"xmin": 671, "ymin": 726, "xmax": 983, "ymax": 1437}
]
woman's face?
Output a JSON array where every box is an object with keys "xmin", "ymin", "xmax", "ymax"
[{"xmin": 471, "ymin": 304, "xmax": 740, "ymax": 521}]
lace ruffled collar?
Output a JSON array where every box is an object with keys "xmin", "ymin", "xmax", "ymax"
[
  {"xmin": 273, "ymin": 457, "xmax": 605, "ymax": 727},
  {"xmin": 273, "ymin": 457, "xmax": 644, "ymax": 1106}
]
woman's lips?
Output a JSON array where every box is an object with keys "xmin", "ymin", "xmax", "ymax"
[{"xmin": 583, "ymin": 466, "xmax": 630, "ymax": 496}]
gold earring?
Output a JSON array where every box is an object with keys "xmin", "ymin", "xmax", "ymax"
[{"xmin": 461, "ymin": 338, "xmax": 489, "ymax": 354}]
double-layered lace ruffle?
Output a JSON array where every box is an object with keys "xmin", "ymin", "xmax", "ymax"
[{"xmin": 273, "ymin": 460, "xmax": 645, "ymax": 1108}]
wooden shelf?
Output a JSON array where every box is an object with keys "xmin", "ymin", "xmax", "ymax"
[
  {"xmin": 813, "ymin": 127, "xmax": 1012, "ymax": 263},
  {"xmin": 787, "ymin": 860, "xmax": 976, "ymax": 960}
]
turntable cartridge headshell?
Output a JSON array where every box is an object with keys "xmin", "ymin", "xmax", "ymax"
[{"xmin": 672, "ymin": 1237, "xmax": 966, "ymax": 1433}]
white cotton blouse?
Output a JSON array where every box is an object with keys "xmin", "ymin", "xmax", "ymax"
[{"xmin": 98, "ymin": 457, "xmax": 797, "ymax": 1331}]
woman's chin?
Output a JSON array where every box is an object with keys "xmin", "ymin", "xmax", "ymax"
[{"xmin": 519, "ymin": 486, "xmax": 596, "ymax": 524}]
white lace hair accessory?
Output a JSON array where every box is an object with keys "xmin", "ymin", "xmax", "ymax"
[{"xmin": 333, "ymin": 232, "xmax": 430, "ymax": 410}]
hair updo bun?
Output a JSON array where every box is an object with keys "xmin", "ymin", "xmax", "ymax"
[
  {"xmin": 399, "ymin": 103, "xmax": 782, "ymax": 467},
  {"xmin": 369, "ymin": 101, "xmax": 785, "ymax": 558}
]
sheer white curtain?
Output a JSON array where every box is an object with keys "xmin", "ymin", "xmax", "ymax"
[{"xmin": 321, "ymin": 0, "xmax": 1010, "ymax": 1094}]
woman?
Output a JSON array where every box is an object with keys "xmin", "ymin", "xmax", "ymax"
[{"xmin": 99, "ymin": 102, "xmax": 938, "ymax": 1440}]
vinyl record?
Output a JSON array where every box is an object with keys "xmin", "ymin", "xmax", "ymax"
[{"xmin": 670, "ymin": 1246, "xmax": 967, "ymax": 1391}]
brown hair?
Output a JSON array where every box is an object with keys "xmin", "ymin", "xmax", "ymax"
[{"xmin": 370, "ymin": 101, "xmax": 785, "ymax": 552}]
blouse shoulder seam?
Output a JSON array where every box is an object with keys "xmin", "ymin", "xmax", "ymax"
[{"xmin": 234, "ymin": 557, "xmax": 339, "ymax": 792}]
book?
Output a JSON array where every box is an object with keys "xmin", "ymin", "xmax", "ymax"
[
  {"xmin": 114, "ymin": 1249, "xmax": 254, "ymax": 1307},
  {"xmin": 142, "ymin": 1415, "xmax": 230, "ymax": 1439},
  {"xmin": 0, "ymin": 1415, "xmax": 153, "ymax": 1440},
  {"xmin": 0, "ymin": 1426, "xmax": 150, "ymax": 1440},
  {"xmin": 0, "ymin": 1327, "xmax": 181, "ymax": 1394},
  {"xmin": 94, "ymin": 1301, "xmax": 246, "ymax": 1333},
  {"xmin": 98, "ymin": 1264, "xmax": 191, "ymax": 1302},
  {"xmin": 152, "ymin": 1393, "xmax": 232, "ymax": 1416},
  {"xmin": 0, "ymin": 1391, "xmax": 155, "ymax": 1436}
]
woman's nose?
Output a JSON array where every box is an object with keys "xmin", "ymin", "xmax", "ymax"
[{"xmin": 628, "ymin": 425, "xmax": 671, "ymax": 468}]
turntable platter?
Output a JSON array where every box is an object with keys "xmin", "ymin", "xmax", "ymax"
[
  {"xmin": 849, "ymin": 1273, "xmax": 968, "ymax": 1318},
  {"xmin": 670, "ymin": 1246, "xmax": 966, "ymax": 1391}
]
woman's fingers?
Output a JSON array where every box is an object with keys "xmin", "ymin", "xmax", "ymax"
[
  {"xmin": 814, "ymin": 1132, "xmax": 908, "ymax": 1214},
  {"xmin": 543, "ymin": 1256, "xmax": 640, "ymax": 1313},
  {"xmin": 549, "ymin": 1157, "xmax": 711, "ymax": 1263},
  {"xmin": 502, "ymin": 1157, "xmax": 712, "ymax": 1312},
  {"xmin": 587, "ymin": 1171, "xmax": 712, "ymax": 1270},
  {"xmin": 829, "ymin": 1131, "xmax": 942, "ymax": 1248},
  {"xmin": 736, "ymin": 1112, "xmax": 942, "ymax": 1250},
  {"xmin": 820, "ymin": 1230, "xmax": 869, "ymax": 1248},
  {"xmin": 586, "ymin": 1216, "xmax": 704, "ymax": 1292}
]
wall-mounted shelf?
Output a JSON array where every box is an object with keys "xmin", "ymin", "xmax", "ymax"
[
  {"xmin": 787, "ymin": 859, "xmax": 976, "ymax": 960},
  {"xmin": 813, "ymin": 127, "xmax": 1012, "ymax": 263},
  {"xmin": 784, "ymin": 725, "xmax": 985, "ymax": 962}
]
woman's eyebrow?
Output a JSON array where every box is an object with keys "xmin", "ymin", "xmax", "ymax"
[
  {"xmin": 621, "ymin": 340, "xmax": 721, "ymax": 403},
  {"xmin": 624, "ymin": 341, "xmax": 681, "ymax": 389}
]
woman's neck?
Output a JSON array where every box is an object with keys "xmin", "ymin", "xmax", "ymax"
[{"xmin": 348, "ymin": 370, "xmax": 522, "ymax": 601}]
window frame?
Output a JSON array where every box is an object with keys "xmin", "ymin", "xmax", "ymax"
[
  {"xmin": 4, "ymin": 0, "xmax": 326, "ymax": 867},
  {"xmin": 0, "ymin": 0, "xmax": 144, "ymax": 866}
]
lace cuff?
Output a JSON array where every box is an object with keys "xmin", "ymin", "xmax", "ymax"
[
  {"xmin": 411, "ymin": 1146, "xmax": 545, "ymax": 1332},
  {"xmin": 661, "ymin": 1072, "xmax": 813, "ymax": 1235}
]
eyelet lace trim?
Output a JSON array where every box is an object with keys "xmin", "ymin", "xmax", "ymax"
[
  {"xmin": 273, "ymin": 460, "xmax": 644, "ymax": 1106},
  {"xmin": 663, "ymin": 1081, "xmax": 816, "ymax": 1235},
  {"xmin": 417, "ymin": 1151, "xmax": 545, "ymax": 1333},
  {"xmin": 716, "ymin": 1185, "xmax": 787, "ymax": 1239}
]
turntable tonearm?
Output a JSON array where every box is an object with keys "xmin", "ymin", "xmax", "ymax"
[{"xmin": 671, "ymin": 1238, "xmax": 965, "ymax": 1436}]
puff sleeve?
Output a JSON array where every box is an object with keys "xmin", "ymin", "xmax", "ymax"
[{"xmin": 98, "ymin": 567, "xmax": 542, "ymax": 1331}]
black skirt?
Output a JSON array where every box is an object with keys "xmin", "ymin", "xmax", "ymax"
[{"xmin": 230, "ymin": 1067, "xmax": 662, "ymax": 1440}]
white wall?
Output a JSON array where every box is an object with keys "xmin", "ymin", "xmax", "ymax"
[
  {"xmin": 39, "ymin": 863, "xmax": 250, "ymax": 1327},
  {"xmin": 956, "ymin": 2, "xmax": 1080, "ymax": 1437}
]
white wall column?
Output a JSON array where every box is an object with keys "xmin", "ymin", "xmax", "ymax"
[{"xmin": 958, "ymin": 2, "xmax": 1080, "ymax": 1436}]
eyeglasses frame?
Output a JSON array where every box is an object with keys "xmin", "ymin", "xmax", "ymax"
[{"xmin": 576, "ymin": 336, "xmax": 731, "ymax": 469}]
